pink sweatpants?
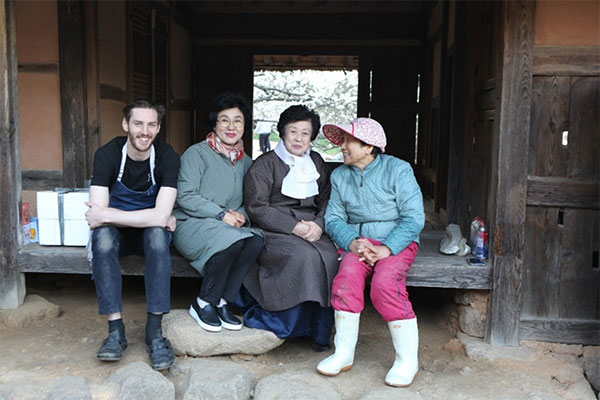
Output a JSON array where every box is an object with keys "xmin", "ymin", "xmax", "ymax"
[{"xmin": 331, "ymin": 239, "xmax": 418, "ymax": 321}]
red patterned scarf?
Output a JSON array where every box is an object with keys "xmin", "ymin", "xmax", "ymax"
[{"xmin": 206, "ymin": 132, "xmax": 244, "ymax": 164}]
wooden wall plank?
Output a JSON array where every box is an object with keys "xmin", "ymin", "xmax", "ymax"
[
  {"xmin": 528, "ymin": 76, "xmax": 570, "ymax": 177},
  {"xmin": 520, "ymin": 319, "xmax": 600, "ymax": 345},
  {"xmin": 521, "ymin": 206, "xmax": 563, "ymax": 319},
  {"xmin": 57, "ymin": 1, "xmax": 89, "ymax": 187},
  {"xmin": 526, "ymin": 176, "xmax": 599, "ymax": 209},
  {"xmin": 0, "ymin": 0, "xmax": 26, "ymax": 308},
  {"xmin": 559, "ymin": 208, "xmax": 600, "ymax": 320},
  {"xmin": 568, "ymin": 77, "xmax": 599, "ymax": 180},
  {"xmin": 533, "ymin": 46, "xmax": 600, "ymax": 76},
  {"xmin": 486, "ymin": 0, "xmax": 535, "ymax": 346}
]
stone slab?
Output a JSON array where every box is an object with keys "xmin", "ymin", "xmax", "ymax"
[{"xmin": 163, "ymin": 309, "xmax": 284, "ymax": 357}]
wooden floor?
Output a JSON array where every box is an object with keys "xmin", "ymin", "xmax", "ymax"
[{"xmin": 17, "ymin": 230, "xmax": 491, "ymax": 290}]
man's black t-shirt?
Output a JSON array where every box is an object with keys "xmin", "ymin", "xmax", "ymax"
[{"xmin": 90, "ymin": 136, "xmax": 180, "ymax": 192}]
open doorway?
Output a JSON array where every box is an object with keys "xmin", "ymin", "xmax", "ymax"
[{"xmin": 251, "ymin": 55, "xmax": 358, "ymax": 161}]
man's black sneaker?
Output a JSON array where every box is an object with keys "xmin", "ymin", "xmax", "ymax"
[
  {"xmin": 146, "ymin": 337, "xmax": 175, "ymax": 371},
  {"xmin": 189, "ymin": 300, "xmax": 221, "ymax": 332},
  {"xmin": 97, "ymin": 330, "xmax": 127, "ymax": 361},
  {"xmin": 216, "ymin": 304, "xmax": 243, "ymax": 331}
]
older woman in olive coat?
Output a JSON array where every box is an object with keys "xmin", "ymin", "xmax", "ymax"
[{"xmin": 173, "ymin": 92, "xmax": 263, "ymax": 333}]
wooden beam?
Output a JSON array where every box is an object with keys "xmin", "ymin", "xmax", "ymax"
[
  {"xmin": 18, "ymin": 62, "xmax": 59, "ymax": 74},
  {"xmin": 527, "ymin": 176, "xmax": 599, "ymax": 209},
  {"xmin": 520, "ymin": 319, "xmax": 600, "ymax": 345},
  {"xmin": 254, "ymin": 54, "xmax": 359, "ymax": 70},
  {"xmin": 0, "ymin": 0, "xmax": 26, "ymax": 308},
  {"xmin": 486, "ymin": 0, "xmax": 536, "ymax": 346},
  {"xmin": 189, "ymin": 1, "xmax": 423, "ymax": 14},
  {"xmin": 533, "ymin": 46, "xmax": 600, "ymax": 76},
  {"xmin": 58, "ymin": 1, "xmax": 89, "ymax": 187},
  {"xmin": 17, "ymin": 244, "xmax": 492, "ymax": 290},
  {"xmin": 21, "ymin": 170, "xmax": 63, "ymax": 191},
  {"xmin": 194, "ymin": 38, "xmax": 421, "ymax": 48}
]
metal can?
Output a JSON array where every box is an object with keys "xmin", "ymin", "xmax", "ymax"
[{"xmin": 474, "ymin": 224, "xmax": 488, "ymax": 259}]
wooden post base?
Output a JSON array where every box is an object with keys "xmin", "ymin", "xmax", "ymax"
[{"xmin": 0, "ymin": 271, "xmax": 26, "ymax": 309}]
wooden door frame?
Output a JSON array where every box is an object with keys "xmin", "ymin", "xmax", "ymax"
[{"xmin": 485, "ymin": 0, "xmax": 536, "ymax": 346}]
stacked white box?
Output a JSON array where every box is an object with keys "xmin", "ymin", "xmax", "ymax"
[
  {"xmin": 63, "ymin": 191, "xmax": 90, "ymax": 246},
  {"xmin": 37, "ymin": 191, "xmax": 61, "ymax": 245},
  {"xmin": 36, "ymin": 190, "xmax": 90, "ymax": 246}
]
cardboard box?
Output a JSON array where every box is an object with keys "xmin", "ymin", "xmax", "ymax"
[
  {"xmin": 37, "ymin": 189, "xmax": 90, "ymax": 246},
  {"xmin": 37, "ymin": 191, "xmax": 60, "ymax": 245},
  {"xmin": 63, "ymin": 192, "xmax": 90, "ymax": 246}
]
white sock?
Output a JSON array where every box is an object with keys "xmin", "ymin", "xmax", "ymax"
[
  {"xmin": 196, "ymin": 297, "xmax": 210, "ymax": 308},
  {"xmin": 218, "ymin": 298, "xmax": 227, "ymax": 307}
]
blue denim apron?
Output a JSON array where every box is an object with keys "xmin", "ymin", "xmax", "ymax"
[
  {"xmin": 87, "ymin": 144, "xmax": 158, "ymax": 263},
  {"xmin": 109, "ymin": 143, "xmax": 157, "ymax": 211}
]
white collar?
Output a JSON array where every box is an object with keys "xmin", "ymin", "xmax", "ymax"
[{"xmin": 273, "ymin": 141, "xmax": 320, "ymax": 199}]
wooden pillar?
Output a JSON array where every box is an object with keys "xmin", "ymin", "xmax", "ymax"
[
  {"xmin": 0, "ymin": 0, "xmax": 26, "ymax": 309},
  {"xmin": 445, "ymin": 1, "xmax": 467, "ymax": 224},
  {"xmin": 357, "ymin": 54, "xmax": 371, "ymax": 117},
  {"xmin": 58, "ymin": 0, "xmax": 88, "ymax": 187},
  {"xmin": 485, "ymin": 0, "xmax": 536, "ymax": 345},
  {"xmin": 83, "ymin": 1, "xmax": 100, "ymax": 180}
]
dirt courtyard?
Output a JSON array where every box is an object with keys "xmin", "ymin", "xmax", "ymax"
[{"xmin": 0, "ymin": 273, "xmax": 597, "ymax": 400}]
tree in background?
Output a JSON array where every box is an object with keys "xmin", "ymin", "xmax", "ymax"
[{"xmin": 253, "ymin": 70, "xmax": 358, "ymax": 160}]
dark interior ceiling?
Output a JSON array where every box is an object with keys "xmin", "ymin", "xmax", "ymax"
[{"xmin": 175, "ymin": 0, "xmax": 434, "ymax": 52}]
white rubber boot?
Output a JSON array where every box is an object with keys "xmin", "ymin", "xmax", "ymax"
[
  {"xmin": 385, "ymin": 317, "xmax": 419, "ymax": 387},
  {"xmin": 316, "ymin": 310, "xmax": 360, "ymax": 376}
]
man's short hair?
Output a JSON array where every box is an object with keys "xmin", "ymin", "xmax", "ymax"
[
  {"xmin": 277, "ymin": 105, "xmax": 321, "ymax": 141},
  {"xmin": 122, "ymin": 99, "xmax": 166, "ymax": 124}
]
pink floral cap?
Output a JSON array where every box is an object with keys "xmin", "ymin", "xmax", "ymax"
[{"xmin": 322, "ymin": 118, "xmax": 386, "ymax": 153}]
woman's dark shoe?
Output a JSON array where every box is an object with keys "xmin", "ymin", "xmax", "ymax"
[
  {"xmin": 146, "ymin": 337, "xmax": 175, "ymax": 371},
  {"xmin": 97, "ymin": 330, "xmax": 128, "ymax": 361},
  {"xmin": 309, "ymin": 339, "xmax": 331, "ymax": 353},
  {"xmin": 189, "ymin": 300, "xmax": 222, "ymax": 332},
  {"xmin": 216, "ymin": 304, "xmax": 243, "ymax": 331}
]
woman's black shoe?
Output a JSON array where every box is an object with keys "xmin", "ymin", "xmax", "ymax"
[
  {"xmin": 216, "ymin": 304, "xmax": 243, "ymax": 330},
  {"xmin": 189, "ymin": 300, "xmax": 222, "ymax": 332}
]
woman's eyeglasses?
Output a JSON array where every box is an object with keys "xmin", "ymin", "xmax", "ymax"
[{"xmin": 217, "ymin": 117, "xmax": 244, "ymax": 129}]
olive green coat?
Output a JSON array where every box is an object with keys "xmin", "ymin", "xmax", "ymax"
[{"xmin": 173, "ymin": 140, "xmax": 262, "ymax": 275}]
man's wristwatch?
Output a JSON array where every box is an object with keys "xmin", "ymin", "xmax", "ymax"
[{"xmin": 216, "ymin": 211, "xmax": 226, "ymax": 221}]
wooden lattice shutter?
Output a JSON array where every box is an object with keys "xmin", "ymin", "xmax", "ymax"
[{"xmin": 130, "ymin": 6, "xmax": 152, "ymax": 100}]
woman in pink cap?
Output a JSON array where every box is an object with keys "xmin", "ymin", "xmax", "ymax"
[{"xmin": 316, "ymin": 117, "xmax": 425, "ymax": 387}]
